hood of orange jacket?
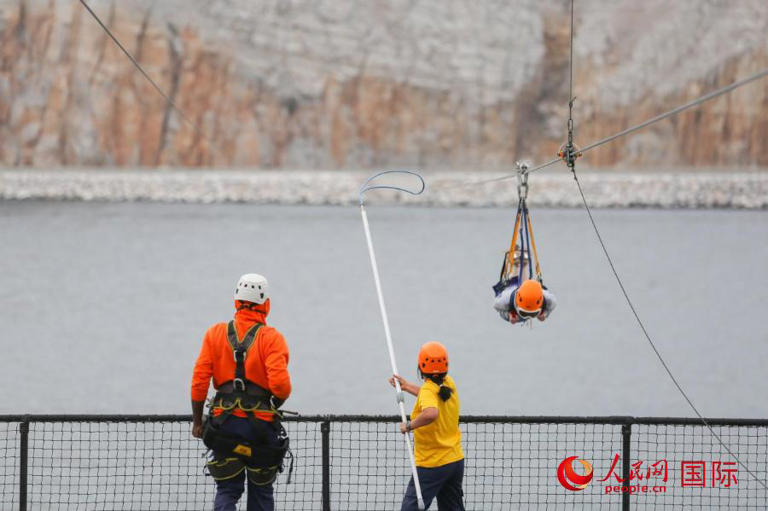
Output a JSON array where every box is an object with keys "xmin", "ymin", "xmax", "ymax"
[{"xmin": 235, "ymin": 298, "xmax": 270, "ymax": 318}]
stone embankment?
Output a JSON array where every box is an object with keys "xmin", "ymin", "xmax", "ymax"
[{"xmin": 1, "ymin": 169, "xmax": 766, "ymax": 209}]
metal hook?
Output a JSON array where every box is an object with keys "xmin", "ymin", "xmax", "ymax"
[
  {"xmin": 359, "ymin": 170, "xmax": 426, "ymax": 205},
  {"xmin": 516, "ymin": 161, "xmax": 530, "ymax": 201}
]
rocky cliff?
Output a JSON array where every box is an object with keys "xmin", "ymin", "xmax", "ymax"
[{"xmin": 1, "ymin": 0, "xmax": 766, "ymax": 169}]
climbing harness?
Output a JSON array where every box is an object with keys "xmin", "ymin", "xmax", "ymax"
[
  {"xmin": 202, "ymin": 321, "xmax": 293, "ymax": 485},
  {"xmin": 359, "ymin": 170, "xmax": 427, "ymax": 511},
  {"xmin": 203, "ymin": 422, "xmax": 293, "ymax": 485},
  {"xmin": 492, "ymin": 161, "xmax": 550, "ymax": 325},
  {"xmin": 209, "ymin": 322, "xmax": 276, "ymax": 413},
  {"xmin": 493, "ymin": 162, "xmax": 544, "ymax": 296}
]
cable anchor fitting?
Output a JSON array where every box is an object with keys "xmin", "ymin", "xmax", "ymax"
[{"xmin": 558, "ymin": 141, "xmax": 582, "ymax": 170}]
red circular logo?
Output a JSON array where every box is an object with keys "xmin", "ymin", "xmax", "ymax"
[{"xmin": 557, "ymin": 456, "xmax": 594, "ymax": 491}]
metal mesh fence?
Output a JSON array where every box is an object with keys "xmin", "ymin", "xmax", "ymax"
[
  {"xmin": 505, "ymin": 421, "xmax": 624, "ymax": 509},
  {"xmin": 0, "ymin": 421, "xmax": 19, "ymax": 509},
  {"xmin": 631, "ymin": 422, "xmax": 768, "ymax": 510},
  {"xmin": 0, "ymin": 415, "xmax": 766, "ymax": 510}
]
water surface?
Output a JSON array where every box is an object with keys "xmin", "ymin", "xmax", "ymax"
[{"xmin": 0, "ymin": 202, "xmax": 766, "ymax": 419}]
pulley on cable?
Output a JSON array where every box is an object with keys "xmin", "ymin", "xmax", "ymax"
[
  {"xmin": 492, "ymin": 162, "xmax": 557, "ymax": 326},
  {"xmin": 558, "ymin": 97, "xmax": 582, "ymax": 174}
]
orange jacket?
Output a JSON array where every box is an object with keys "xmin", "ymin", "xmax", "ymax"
[{"xmin": 191, "ymin": 302, "xmax": 291, "ymax": 421}]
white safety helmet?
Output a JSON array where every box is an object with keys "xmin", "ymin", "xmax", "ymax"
[{"xmin": 234, "ymin": 274, "xmax": 269, "ymax": 304}]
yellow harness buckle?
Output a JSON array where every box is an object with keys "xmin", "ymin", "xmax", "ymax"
[{"xmin": 233, "ymin": 444, "xmax": 252, "ymax": 457}]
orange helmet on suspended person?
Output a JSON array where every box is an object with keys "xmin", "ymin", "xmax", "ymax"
[
  {"xmin": 515, "ymin": 279, "xmax": 544, "ymax": 318},
  {"xmin": 418, "ymin": 341, "xmax": 449, "ymax": 375}
]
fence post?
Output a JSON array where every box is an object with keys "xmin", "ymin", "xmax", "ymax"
[
  {"xmin": 321, "ymin": 420, "xmax": 330, "ymax": 511},
  {"xmin": 621, "ymin": 422, "xmax": 632, "ymax": 511},
  {"xmin": 19, "ymin": 416, "xmax": 29, "ymax": 511}
]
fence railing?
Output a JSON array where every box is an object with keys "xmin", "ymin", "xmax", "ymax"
[{"xmin": 1, "ymin": 415, "xmax": 767, "ymax": 510}]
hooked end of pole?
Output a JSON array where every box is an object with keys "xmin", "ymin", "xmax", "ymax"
[
  {"xmin": 417, "ymin": 497, "xmax": 425, "ymax": 510},
  {"xmin": 358, "ymin": 170, "xmax": 426, "ymax": 204}
]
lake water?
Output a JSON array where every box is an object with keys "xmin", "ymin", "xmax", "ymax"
[{"xmin": 0, "ymin": 201, "xmax": 766, "ymax": 419}]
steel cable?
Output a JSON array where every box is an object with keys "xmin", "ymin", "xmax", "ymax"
[
  {"xmin": 458, "ymin": 66, "xmax": 768, "ymax": 186},
  {"xmin": 578, "ymin": 67, "xmax": 768, "ymax": 155},
  {"xmin": 571, "ymin": 170, "xmax": 768, "ymax": 490},
  {"xmin": 79, "ymin": 0, "xmax": 196, "ymax": 130},
  {"xmin": 80, "ymin": 0, "xmax": 235, "ymax": 165},
  {"xmin": 564, "ymin": 0, "xmax": 767, "ymax": 491}
]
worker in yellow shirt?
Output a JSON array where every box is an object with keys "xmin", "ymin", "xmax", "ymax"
[{"xmin": 389, "ymin": 342, "xmax": 465, "ymax": 511}]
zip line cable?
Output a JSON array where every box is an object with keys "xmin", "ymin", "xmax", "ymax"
[
  {"xmin": 578, "ymin": 67, "xmax": 768, "ymax": 155},
  {"xmin": 559, "ymin": 0, "xmax": 767, "ymax": 491},
  {"xmin": 80, "ymin": 0, "xmax": 231, "ymax": 165},
  {"xmin": 561, "ymin": 0, "xmax": 579, "ymax": 175},
  {"xmin": 460, "ymin": 65, "xmax": 768, "ymax": 187},
  {"xmin": 80, "ymin": 0, "xmax": 195, "ymax": 130},
  {"xmin": 571, "ymin": 172, "xmax": 768, "ymax": 490},
  {"xmin": 359, "ymin": 170, "xmax": 427, "ymax": 511},
  {"xmin": 568, "ymin": 0, "xmax": 574, "ymax": 124}
]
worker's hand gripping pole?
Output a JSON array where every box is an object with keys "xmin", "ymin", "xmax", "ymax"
[{"xmin": 359, "ymin": 170, "xmax": 426, "ymax": 511}]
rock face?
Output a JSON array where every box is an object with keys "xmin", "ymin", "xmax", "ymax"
[{"xmin": 0, "ymin": 0, "xmax": 766, "ymax": 170}]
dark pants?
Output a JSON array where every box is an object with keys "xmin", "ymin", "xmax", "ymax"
[
  {"xmin": 401, "ymin": 459, "xmax": 465, "ymax": 511},
  {"xmin": 212, "ymin": 416, "xmax": 280, "ymax": 511}
]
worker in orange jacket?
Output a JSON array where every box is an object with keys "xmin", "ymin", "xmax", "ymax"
[{"xmin": 191, "ymin": 273, "xmax": 291, "ymax": 511}]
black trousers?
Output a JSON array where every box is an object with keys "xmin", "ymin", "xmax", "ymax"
[
  {"xmin": 401, "ymin": 458, "xmax": 465, "ymax": 511},
  {"xmin": 212, "ymin": 416, "xmax": 280, "ymax": 511}
]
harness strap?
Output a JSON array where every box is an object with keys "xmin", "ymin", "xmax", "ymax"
[
  {"xmin": 518, "ymin": 206, "xmax": 528, "ymax": 283},
  {"xmin": 503, "ymin": 201, "xmax": 523, "ymax": 279},
  {"xmin": 500, "ymin": 198, "xmax": 544, "ymax": 285},
  {"xmin": 226, "ymin": 321, "xmax": 262, "ymax": 391},
  {"xmin": 526, "ymin": 207, "xmax": 542, "ymax": 281}
]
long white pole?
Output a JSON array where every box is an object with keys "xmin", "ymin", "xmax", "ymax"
[{"xmin": 360, "ymin": 204, "xmax": 425, "ymax": 511}]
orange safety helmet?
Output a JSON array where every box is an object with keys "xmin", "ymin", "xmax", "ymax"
[
  {"xmin": 515, "ymin": 279, "xmax": 544, "ymax": 315},
  {"xmin": 418, "ymin": 341, "xmax": 449, "ymax": 375}
]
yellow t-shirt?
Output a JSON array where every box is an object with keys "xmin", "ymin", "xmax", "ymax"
[{"xmin": 410, "ymin": 375, "xmax": 464, "ymax": 468}]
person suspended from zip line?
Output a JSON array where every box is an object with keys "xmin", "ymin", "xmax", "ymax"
[
  {"xmin": 191, "ymin": 274, "xmax": 292, "ymax": 511},
  {"xmin": 389, "ymin": 342, "xmax": 465, "ymax": 511}
]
